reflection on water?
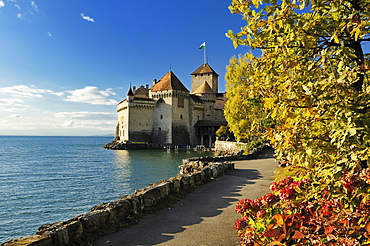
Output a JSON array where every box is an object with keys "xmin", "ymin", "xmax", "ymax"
[
  {"xmin": 112, "ymin": 149, "xmax": 214, "ymax": 196},
  {"xmin": 0, "ymin": 136, "xmax": 213, "ymax": 243}
]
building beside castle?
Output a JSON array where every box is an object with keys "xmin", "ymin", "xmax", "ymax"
[{"xmin": 115, "ymin": 63, "xmax": 227, "ymax": 148}]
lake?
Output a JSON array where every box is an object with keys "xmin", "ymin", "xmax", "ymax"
[{"xmin": 0, "ymin": 136, "xmax": 213, "ymax": 243}]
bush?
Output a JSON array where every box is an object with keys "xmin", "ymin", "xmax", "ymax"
[{"xmin": 235, "ymin": 170, "xmax": 370, "ymax": 245}]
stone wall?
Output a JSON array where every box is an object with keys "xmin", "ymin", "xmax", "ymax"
[
  {"xmin": 214, "ymin": 140, "xmax": 250, "ymax": 156},
  {"xmin": 2, "ymin": 160, "xmax": 235, "ymax": 246},
  {"xmin": 103, "ymin": 141, "xmax": 164, "ymax": 150}
]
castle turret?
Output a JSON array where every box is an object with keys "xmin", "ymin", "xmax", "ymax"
[
  {"xmin": 150, "ymin": 71, "xmax": 191, "ymax": 145},
  {"xmin": 191, "ymin": 63, "xmax": 219, "ymax": 93}
]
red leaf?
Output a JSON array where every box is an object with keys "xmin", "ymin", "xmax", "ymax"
[
  {"xmin": 263, "ymin": 229, "xmax": 282, "ymax": 237},
  {"xmin": 292, "ymin": 230, "xmax": 305, "ymax": 239},
  {"xmin": 324, "ymin": 226, "xmax": 335, "ymax": 235},
  {"xmin": 365, "ymin": 221, "xmax": 370, "ymax": 232}
]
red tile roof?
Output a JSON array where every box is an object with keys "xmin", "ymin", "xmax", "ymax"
[
  {"xmin": 192, "ymin": 81, "xmax": 214, "ymax": 94},
  {"xmin": 151, "ymin": 71, "xmax": 189, "ymax": 92},
  {"xmin": 191, "ymin": 63, "xmax": 219, "ymax": 76},
  {"xmin": 134, "ymin": 86, "xmax": 149, "ymax": 98}
]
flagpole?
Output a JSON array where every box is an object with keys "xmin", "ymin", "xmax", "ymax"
[{"xmin": 204, "ymin": 42, "xmax": 206, "ymax": 64}]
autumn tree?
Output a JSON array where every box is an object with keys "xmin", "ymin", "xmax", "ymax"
[
  {"xmin": 224, "ymin": 54, "xmax": 270, "ymax": 147},
  {"xmin": 216, "ymin": 125, "xmax": 235, "ymax": 141},
  {"xmin": 227, "ymin": 0, "xmax": 370, "ymax": 244},
  {"xmin": 227, "ymin": 0, "xmax": 370, "ymax": 170}
]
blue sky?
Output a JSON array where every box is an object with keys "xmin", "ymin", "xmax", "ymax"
[{"xmin": 0, "ymin": 0, "xmax": 251, "ymax": 136}]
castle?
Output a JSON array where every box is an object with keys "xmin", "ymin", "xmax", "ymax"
[{"xmin": 115, "ymin": 63, "xmax": 227, "ymax": 148}]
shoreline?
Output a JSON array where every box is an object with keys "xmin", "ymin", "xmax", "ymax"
[{"xmin": 2, "ymin": 146, "xmax": 269, "ymax": 246}]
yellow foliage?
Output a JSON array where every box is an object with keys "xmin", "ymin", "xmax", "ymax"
[{"xmin": 226, "ymin": 0, "xmax": 370, "ymax": 171}]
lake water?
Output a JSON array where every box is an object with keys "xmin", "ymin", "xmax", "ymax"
[{"xmin": 0, "ymin": 136, "xmax": 213, "ymax": 243}]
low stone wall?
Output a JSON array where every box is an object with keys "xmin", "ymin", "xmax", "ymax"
[
  {"xmin": 2, "ymin": 161, "xmax": 235, "ymax": 246},
  {"xmin": 214, "ymin": 140, "xmax": 251, "ymax": 156},
  {"xmin": 179, "ymin": 145, "xmax": 271, "ymax": 177}
]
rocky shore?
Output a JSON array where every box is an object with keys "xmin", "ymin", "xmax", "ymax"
[{"xmin": 103, "ymin": 141, "xmax": 165, "ymax": 150}]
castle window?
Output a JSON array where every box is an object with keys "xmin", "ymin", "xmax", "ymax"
[
  {"xmin": 160, "ymin": 115, "xmax": 163, "ymax": 119},
  {"xmin": 159, "ymin": 127, "xmax": 161, "ymax": 131},
  {"xmin": 180, "ymin": 114, "xmax": 183, "ymax": 120},
  {"xmin": 178, "ymin": 98, "xmax": 184, "ymax": 108}
]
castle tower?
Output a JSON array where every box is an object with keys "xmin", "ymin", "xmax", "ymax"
[
  {"xmin": 191, "ymin": 63, "xmax": 219, "ymax": 93},
  {"xmin": 149, "ymin": 71, "xmax": 191, "ymax": 145},
  {"xmin": 116, "ymin": 85, "xmax": 154, "ymax": 142},
  {"xmin": 192, "ymin": 81, "xmax": 216, "ymax": 120}
]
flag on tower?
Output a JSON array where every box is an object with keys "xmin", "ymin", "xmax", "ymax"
[{"xmin": 199, "ymin": 42, "xmax": 206, "ymax": 49}]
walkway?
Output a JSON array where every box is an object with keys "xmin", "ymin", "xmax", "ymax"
[{"xmin": 95, "ymin": 149, "xmax": 276, "ymax": 246}]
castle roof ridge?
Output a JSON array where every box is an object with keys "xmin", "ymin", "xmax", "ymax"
[
  {"xmin": 191, "ymin": 63, "xmax": 219, "ymax": 76},
  {"xmin": 150, "ymin": 71, "xmax": 189, "ymax": 92},
  {"xmin": 192, "ymin": 81, "xmax": 214, "ymax": 94}
]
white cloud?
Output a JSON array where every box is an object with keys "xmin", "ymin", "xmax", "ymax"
[
  {"xmin": 0, "ymin": 98, "xmax": 24, "ymax": 104},
  {"xmin": 50, "ymin": 91, "xmax": 64, "ymax": 96},
  {"xmin": 17, "ymin": 13, "xmax": 23, "ymax": 19},
  {"xmin": 30, "ymin": 1, "xmax": 38, "ymax": 12},
  {"xmin": 0, "ymin": 0, "xmax": 5, "ymax": 8},
  {"xmin": 0, "ymin": 98, "xmax": 28, "ymax": 112},
  {"xmin": 14, "ymin": 4, "xmax": 20, "ymax": 10},
  {"xmin": 0, "ymin": 85, "xmax": 63, "ymax": 98},
  {"xmin": 54, "ymin": 111, "xmax": 116, "ymax": 120},
  {"xmin": 8, "ymin": 114, "xmax": 23, "ymax": 118},
  {"xmin": 80, "ymin": 13, "xmax": 95, "ymax": 22},
  {"xmin": 64, "ymin": 86, "xmax": 117, "ymax": 105},
  {"xmin": 47, "ymin": 32, "xmax": 52, "ymax": 37},
  {"xmin": 63, "ymin": 120, "xmax": 74, "ymax": 127},
  {"xmin": 0, "ymin": 84, "xmax": 118, "ymax": 136}
]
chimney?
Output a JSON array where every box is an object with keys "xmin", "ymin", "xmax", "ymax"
[
  {"xmin": 153, "ymin": 79, "xmax": 157, "ymax": 85},
  {"xmin": 146, "ymin": 84, "xmax": 149, "ymax": 89},
  {"xmin": 133, "ymin": 86, "xmax": 136, "ymax": 91}
]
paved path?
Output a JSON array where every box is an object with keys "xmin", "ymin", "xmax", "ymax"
[{"xmin": 95, "ymin": 149, "xmax": 276, "ymax": 246}]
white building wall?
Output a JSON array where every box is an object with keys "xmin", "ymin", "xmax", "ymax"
[
  {"xmin": 117, "ymin": 100, "xmax": 129, "ymax": 141},
  {"xmin": 152, "ymin": 92, "xmax": 173, "ymax": 144}
]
